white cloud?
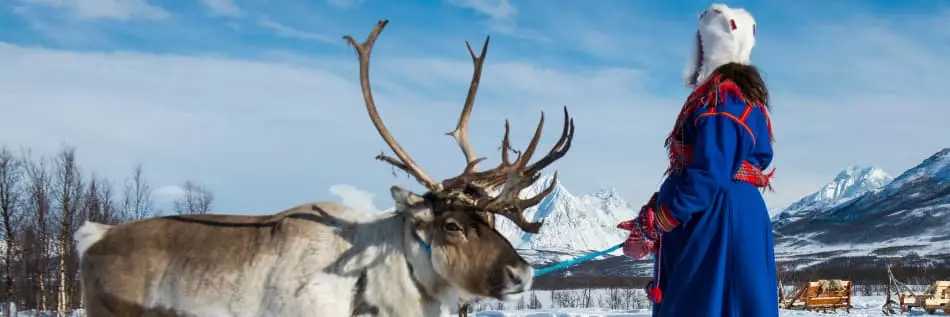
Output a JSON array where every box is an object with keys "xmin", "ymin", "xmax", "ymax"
[
  {"xmin": 329, "ymin": 184, "xmax": 382, "ymax": 213},
  {"xmin": 199, "ymin": 0, "xmax": 242, "ymax": 17},
  {"xmin": 154, "ymin": 184, "xmax": 186, "ymax": 202},
  {"xmin": 444, "ymin": 0, "xmax": 548, "ymax": 43},
  {"xmin": 326, "ymin": 0, "xmax": 365, "ymax": 9},
  {"xmin": 446, "ymin": 0, "xmax": 517, "ymax": 22},
  {"xmin": 21, "ymin": 0, "xmax": 168, "ymax": 20},
  {"xmin": 257, "ymin": 17, "xmax": 335, "ymax": 44}
]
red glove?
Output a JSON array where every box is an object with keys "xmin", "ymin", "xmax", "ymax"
[
  {"xmin": 616, "ymin": 193, "xmax": 660, "ymax": 259},
  {"xmin": 617, "ymin": 220, "xmax": 653, "ymax": 259}
]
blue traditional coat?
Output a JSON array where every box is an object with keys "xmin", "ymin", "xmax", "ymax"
[{"xmin": 650, "ymin": 75, "xmax": 779, "ymax": 317}]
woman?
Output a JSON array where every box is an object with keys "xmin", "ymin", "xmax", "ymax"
[{"xmin": 618, "ymin": 3, "xmax": 779, "ymax": 316}]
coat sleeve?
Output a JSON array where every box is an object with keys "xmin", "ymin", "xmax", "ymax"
[{"xmin": 654, "ymin": 105, "xmax": 757, "ymax": 232}]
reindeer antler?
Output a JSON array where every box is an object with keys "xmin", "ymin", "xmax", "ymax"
[
  {"xmin": 344, "ymin": 20, "xmax": 442, "ymax": 193},
  {"xmin": 446, "ymin": 36, "xmax": 491, "ymax": 175},
  {"xmin": 467, "ymin": 107, "xmax": 575, "ymax": 233},
  {"xmin": 345, "ymin": 20, "xmax": 575, "ymax": 234}
]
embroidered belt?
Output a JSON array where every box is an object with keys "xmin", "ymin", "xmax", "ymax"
[{"xmin": 670, "ymin": 144, "xmax": 774, "ymax": 191}]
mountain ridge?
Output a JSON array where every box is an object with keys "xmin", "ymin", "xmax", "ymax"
[
  {"xmin": 772, "ymin": 165, "xmax": 892, "ymax": 226},
  {"xmin": 773, "ymin": 148, "xmax": 950, "ymax": 268}
]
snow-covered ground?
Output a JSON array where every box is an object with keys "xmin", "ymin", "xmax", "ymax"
[
  {"xmin": 3, "ymin": 286, "xmax": 940, "ymax": 316},
  {"xmin": 458, "ymin": 290, "xmax": 930, "ymax": 316},
  {"xmin": 4, "ymin": 295, "xmax": 920, "ymax": 317}
]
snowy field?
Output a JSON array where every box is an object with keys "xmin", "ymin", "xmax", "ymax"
[
  {"xmin": 455, "ymin": 288, "xmax": 939, "ymax": 317},
  {"xmin": 3, "ymin": 288, "xmax": 943, "ymax": 316}
]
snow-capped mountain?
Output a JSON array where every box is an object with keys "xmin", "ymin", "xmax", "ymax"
[
  {"xmin": 771, "ymin": 165, "xmax": 892, "ymax": 226},
  {"xmin": 785, "ymin": 165, "xmax": 892, "ymax": 211},
  {"xmin": 773, "ymin": 148, "xmax": 950, "ymax": 268},
  {"xmin": 493, "ymin": 174, "xmax": 637, "ymax": 256},
  {"xmin": 882, "ymin": 148, "xmax": 950, "ymax": 189}
]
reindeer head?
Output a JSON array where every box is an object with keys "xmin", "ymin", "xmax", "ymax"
[{"xmin": 343, "ymin": 20, "xmax": 575, "ymax": 302}]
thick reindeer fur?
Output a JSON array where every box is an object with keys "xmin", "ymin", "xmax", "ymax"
[
  {"xmin": 74, "ymin": 221, "xmax": 112, "ymax": 261},
  {"xmin": 75, "ymin": 190, "xmax": 533, "ymax": 317}
]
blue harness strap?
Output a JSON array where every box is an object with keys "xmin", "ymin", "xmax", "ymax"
[
  {"xmin": 415, "ymin": 230, "xmax": 433, "ymax": 255},
  {"xmin": 532, "ymin": 243, "xmax": 624, "ymax": 277},
  {"xmin": 414, "ymin": 230, "xmax": 622, "ymax": 278}
]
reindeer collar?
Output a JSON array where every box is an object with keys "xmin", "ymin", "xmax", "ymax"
[
  {"xmin": 414, "ymin": 229, "xmax": 434, "ymax": 255},
  {"xmin": 404, "ymin": 220, "xmax": 438, "ymax": 304}
]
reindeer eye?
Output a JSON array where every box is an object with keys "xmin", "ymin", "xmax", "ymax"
[{"xmin": 443, "ymin": 222, "xmax": 463, "ymax": 232}]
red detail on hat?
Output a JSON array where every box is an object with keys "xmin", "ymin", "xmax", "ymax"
[{"xmin": 730, "ymin": 19, "xmax": 737, "ymax": 30}]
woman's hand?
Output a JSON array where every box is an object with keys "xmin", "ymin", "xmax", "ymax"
[{"xmin": 616, "ymin": 193, "xmax": 661, "ymax": 259}]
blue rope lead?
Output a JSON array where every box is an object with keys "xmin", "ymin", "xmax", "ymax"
[
  {"xmin": 414, "ymin": 228, "xmax": 623, "ymax": 278},
  {"xmin": 533, "ymin": 243, "xmax": 624, "ymax": 277}
]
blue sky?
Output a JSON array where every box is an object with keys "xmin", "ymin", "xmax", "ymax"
[{"xmin": 1, "ymin": 0, "xmax": 948, "ymax": 214}]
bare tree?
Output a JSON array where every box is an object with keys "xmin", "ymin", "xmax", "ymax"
[
  {"xmin": 21, "ymin": 148, "xmax": 52, "ymax": 312},
  {"xmin": 172, "ymin": 180, "xmax": 214, "ymax": 215},
  {"xmin": 121, "ymin": 163, "xmax": 156, "ymax": 220},
  {"xmin": 96, "ymin": 177, "xmax": 121, "ymax": 225},
  {"xmin": 0, "ymin": 147, "xmax": 23, "ymax": 317},
  {"xmin": 82, "ymin": 175, "xmax": 102, "ymax": 224},
  {"xmin": 15, "ymin": 224, "xmax": 40, "ymax": 310},
  {"xmin": 53, "ymin": 146, "xmax": 83, "ymax": 315},
  {"xmin": 82, "ymin": 175, "xmax": 121, "ymax": 225}
]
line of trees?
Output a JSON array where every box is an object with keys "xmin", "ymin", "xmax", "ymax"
[{"xmin": 0, "ymin": 144, "xmax": 215, "ymax": 316}]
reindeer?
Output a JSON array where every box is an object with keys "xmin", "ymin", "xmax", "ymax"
[{"xmin": 74, "ymin": 19, "xmax": 575, "ymax": 317}]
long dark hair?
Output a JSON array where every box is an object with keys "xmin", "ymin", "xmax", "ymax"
[{"xmin": 711, "ymin": 62, "xmax": 770, "ymax": 110}]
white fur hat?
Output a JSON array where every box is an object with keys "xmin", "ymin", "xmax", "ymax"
[{"xmin": 683, "ymin": 3, "xmax": 757, "ymax": 88}]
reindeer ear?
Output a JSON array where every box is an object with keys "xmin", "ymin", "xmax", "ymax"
[
  {"xmin": 390, "ymin": 186, "xmax": 433, "ymax": 221},
  {"xmin": 391, "ymin": 186, "xmax": 424, "ymax": 208}
]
